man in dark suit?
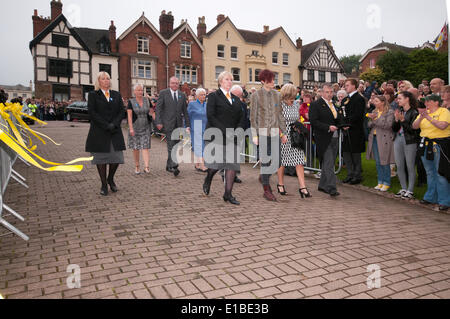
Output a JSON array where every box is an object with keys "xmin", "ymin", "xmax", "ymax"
[
  {"xmin": 155, "ymin": 77, "xmax": 190, "ymax": 176},
  {"xmin": 309, "ymin": 84, "xmax": 341, "ymax": 197},
  {"xmin": 341, "ymin": 78, "xmax": 366, "ymax": 185}
]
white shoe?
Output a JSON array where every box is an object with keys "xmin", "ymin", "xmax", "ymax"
[
  {"xmin": 395, "ymin": 189, "xmax": 406, "ymax": 197},
  {"xmin": 314, "ymin": 172, "xmax": 321, "ymax": 179},
  {"xmin": 374, "ymin": 184, "xmax": 383, "ymax": 190},
  {"xmin": 380, "ymin": 185, "xmax": 390, "ymax": 192},
  {"xmin": 402, "ymin": 191, "xmax": 414, "ymax": 199}
]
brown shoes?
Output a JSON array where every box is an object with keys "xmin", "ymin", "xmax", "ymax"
[{"xmin": 263, "ymin": 185, "xmax": 277, "ymax": 202}]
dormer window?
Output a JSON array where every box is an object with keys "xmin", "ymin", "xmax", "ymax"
[
  {"xmin": 98, "ymin": 38, "xmax": 110, "ymax": 54},
  {"xmin": 138, "ymin": 36, "xmax": 149, "ymax": 54}
]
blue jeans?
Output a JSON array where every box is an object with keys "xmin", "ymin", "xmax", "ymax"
[
  {"xmin": 422, "ymin": 144, "xmax": 450, "ymax": 206},
  {"xmin": 372, "ymin": 136, "xmax": 391, "ymax": 186}
]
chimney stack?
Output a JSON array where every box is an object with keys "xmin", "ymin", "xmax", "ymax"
[
  {"xmin": 296, "ymin": 37, "xmax": 303, "ymax": 49},
  {"xmin": 197, "ymin": 16, "xmax": 206, "ymax": 38},
  {"xmin": 263, "ymin": 25, "xmax": 269, "ymax": 33},
  {"xmin": 159, "ymin": 10, "xmax": 174, "ymax": 38},
  {"xmin": 217, "ymin": 14, "xmax": 226, "ymax": 25},
  {"xmin": 109, "ymin": 20, "xmax": 117, "ymax": 53},
  {"xmin": 50, "ymin": 0, "xmax": 63, "ymax": 21}
]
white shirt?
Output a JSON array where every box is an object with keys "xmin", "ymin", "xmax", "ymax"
[
  {"xmin": 220, "ymin": 87, "xmax": 232, "ymax": 103},
  {"xmin": 170, "ymin": 89, "xmax": 178, "ymax": 100},
  {"xmin": 101, "ymin": 89, "xmax": 110, "ymax": 99},
  {"xmin": 348, "ymin": 90, "xmax": 358, "ymax": 98}
]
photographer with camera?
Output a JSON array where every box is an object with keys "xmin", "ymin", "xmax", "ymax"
[{"xmin": 412, "ymin": 94, "xmax": 450, "ymax": 211}]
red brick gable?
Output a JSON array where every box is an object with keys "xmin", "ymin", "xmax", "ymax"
[
  {"xmin": 167, "ymin": 27, "xmax": 203, "ymax": 88},
  {"xmin": 117, "ymin": 22, "xmax": 167, "ymax": 97}
]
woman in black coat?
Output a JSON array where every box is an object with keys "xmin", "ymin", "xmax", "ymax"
[
  {"xmin": 202, "ymin": 71, "xmax": 243, "ymax": 205},
  {"xmin": 85, "ymin": 72, "xmax": 126, "ymax": 196}
]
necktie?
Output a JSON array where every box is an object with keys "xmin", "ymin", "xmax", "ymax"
[
  {"xmin": 105, "ymin": 91, "xmax": 110, "ymax": 100},
  {"xmin": 328, "ymin": 101, "xmax": 337, "ymax": 119},
  {"xmin": 173, "ymin": 92, "xmax": 178, "ymax": 103},
  {"xmin": 226, "ymin": 92, "xmax": 231, "ymax": 103}
]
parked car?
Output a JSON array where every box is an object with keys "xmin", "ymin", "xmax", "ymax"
[{"xmin": 66, "ymin": 101, "xmax": 89, "ymax": 122}]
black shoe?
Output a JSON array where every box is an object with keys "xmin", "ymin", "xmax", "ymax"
[
  {"xmin": 299, "ymin": 188, "xmax": 312, "ymax": 198},
  {"xmin": 173, "ymin": 168, "xmax": 180, "ymax": 177},
  {"xmin": 108, "ymin": 181, "xmax": 118, "ymax": 193},
  {"xmin": 100, "ymin": 185, "xmax": 108, "ymax": 196},
  {"xmin": 342, "ymin": 177, "xmax": 352, "ymax": 184},
  {"xmin": 234, "ymin": 177, "xmax": 242, "ymax": 184},
  {"xmin": 318, "ymin": 187, "xmax": 328, "ymax": 194},
  {"xmin": 439, "ymin": 205, "xmax": 448, "ymax": 211},
  {"xmin": 329, "ymin": 190, "xmax": 340, "ymax": 197},
  {"xmin": 420, "ymin": 199, "xmax": 432, "ymax": 205},
  {"xmin": 223, "ymin": 195, "xmax": 240, "ymax": 205},
  {"xmin": 349, "ymin": 178, "xmax": 362, "ymax": 185},
  {"xmin": 166, "ymin": 167, "xmax": 175, "ymax": 173},
  {"xmin": 277, "ymin": 184, "xmax": 287, "ymax": 195},
  {"xmin": 203, "ymin": 177, "xmax": 212, "ymax": 195}
]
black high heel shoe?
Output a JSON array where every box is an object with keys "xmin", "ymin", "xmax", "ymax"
[
  {"xmin": 223, "ymin": 195, "xmax": 240, "ymax": 205},
  {"xmin": 277, "ymin": 184, "xmax": 287, "ymax": 196},
  {"xmin": 299, "ymin": 188, "xmax": 312, "ymax": 198},
  {"xmin": 203, "ymin": 176, "xmax": 212, "ymax": 195},
  {"xmin": 108, "ymin": 179, "xmax": 118, "ymax": 193}
]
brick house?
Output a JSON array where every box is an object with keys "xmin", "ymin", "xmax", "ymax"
[
  {"xmin": 359, "ymin": 41, "xmax": 415, "ymax": 74},
  {"xmin": 116, "ymin": 11, "xmax": 203, "ymax": 98}
]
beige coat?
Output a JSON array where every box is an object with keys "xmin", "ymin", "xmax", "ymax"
[
  {"xmin": 250, "ymin": 89, "xmax": 287, "ymax": 137},
  {"xmin": 366, "ymin": 109, "xmax": 395, "ymax": 165}
]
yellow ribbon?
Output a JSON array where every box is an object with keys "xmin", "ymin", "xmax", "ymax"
[
  {"xmin": 0, "ymin": 128, "xmax": 84, "ymax": 172},
  {"xmin": 0, "ymin": 102, "xmax": 92, "ymax": 171}
]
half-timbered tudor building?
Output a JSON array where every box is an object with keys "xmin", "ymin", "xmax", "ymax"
[
  {"xmin": 299, "ymin": 39, "xmax": 346, "ymax": 89},
  {"xmin": 30, "ymin": 0, "xmax": 119, "ymax": 101}
]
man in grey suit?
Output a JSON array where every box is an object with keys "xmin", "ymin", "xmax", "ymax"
[{"xmin": 155, "ymin": 77, "xmax": 190, "ymax": 176}]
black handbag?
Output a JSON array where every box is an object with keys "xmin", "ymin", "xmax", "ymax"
[{"xmin": 289, "ymin": 121, "xmax": 309, "ymax": 151}]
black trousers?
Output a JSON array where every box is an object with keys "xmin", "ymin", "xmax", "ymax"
[
  {"xmin": 166, "ymin": 129, "xmax": 180, "ymax": 170},
  {"xmin": 343, "ymin": 152, "xmax": 362, "ymax": 180},
  {"xmin": 319, "ymin": 138, "xmax": 339, "ymax": 193}
]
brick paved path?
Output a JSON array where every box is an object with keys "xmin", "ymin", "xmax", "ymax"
[{"xmin": 1, "ymin": 121, "xmax": 449, "ymax": 299}]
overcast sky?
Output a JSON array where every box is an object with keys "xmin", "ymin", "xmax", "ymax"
[{"xmin": 0, "ymin": 0, "xmax": 447, "ymax": 86}]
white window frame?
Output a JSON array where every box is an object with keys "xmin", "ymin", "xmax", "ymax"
[
  {"xmin": 175, "ymin": 65, "xmax": 198, "ymax": 84},
  {"xmin": 370, "ymin": 58, "xmax": 376, "ymax": 69},
  {"xmin": 282, "ymin": 53, "xmax": 289, "ymax": 66},
  {"xmin": 283, "ymin": 73, "xmax": 291, "ymax": 84},
  {"xmin": 231, "ymin": 46, "xmax": 238, "ymax": 60},
  {"xmin": 215, "ymin": 66, "xmax": 225, "ymax": 80},
  {"xmin": 217, "ymin": 45, "xmax": 225, "ymax": 58},
  {"xmin": 272, "ymin": 52, "xmax": 279, "ymax": 64},
  {"xmin": 274, "ymin": 72, "xmax": 279, "ymax": 85},
  {"xmin": 231, "ymin": 68, "xmax": 240, "ymax": 82},
  {"xmin": 137, "ymin": 36, "xmax": 149, "ymax": 54},
  {"xmin": 181, "ymin": 41, "xmax": 191, "ymax": 59},
  {"xmin": 133, "ymin": 59, "xmax": 152, "ymax": 79}
]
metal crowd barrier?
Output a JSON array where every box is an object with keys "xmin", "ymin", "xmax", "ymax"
[
  {"xmin": 0, "ymin": 115, "xmax": 30, "ymax": 241},
  {"xmin": 241, "ymin": 123, "xmax": 344, "ymax": 175}
]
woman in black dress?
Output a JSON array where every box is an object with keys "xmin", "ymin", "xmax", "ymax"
[
  {"xmin": 85, "ymin": 72, "xmax": 126, "ymax": 196},
  {"xmin": 202, "ymin": 71, "xmax": 243, "ymax": 205}
]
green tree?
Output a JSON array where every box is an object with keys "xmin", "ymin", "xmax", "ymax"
[
  {"xmin": 340, "ymin": 54, "xmax": 362, "ymax": 75},
  {"xmin": 376, "ymin": 50, "xmax": 411, "ymax": 81},
  {"xmin": 360, "ymin": 67, "xmax": 385, "ymax": 84},
  {"xmin": 405, "ymin": 48, "xmax": 448, "ymax": 86}
]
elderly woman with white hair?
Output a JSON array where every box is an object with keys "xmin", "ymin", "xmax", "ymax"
[
  {"xmin": 85, "ymin": 71, "xmax": 126, "ymax": 196},
  {"xmin": 188, "ymin": 88, "xmax": 208, "ymax": 172},
  {"xmin": 127, "ymin": 84, "xmax": 154, "ymax": 175},
  {"xmin": 202, "ymin": 71, "xmax": 243, "ymax": 205},
  {"xmin": 336, "ymin": 90, "xmax": 348, "ymax": 106}
]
